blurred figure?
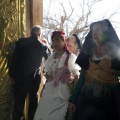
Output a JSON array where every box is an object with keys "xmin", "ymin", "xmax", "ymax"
[
  {"xmin": 66, "ymin": 34, "xmax": 82, "ymax": 56},
  {"xmin": 9, "ymin": 25, "xmax": 49, "ymax": 120},
  {"xmin": 69, "ymin": 19, "xmax": 120, "ymax": 120}
]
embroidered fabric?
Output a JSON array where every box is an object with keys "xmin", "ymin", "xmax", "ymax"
[
  {"xmin": 92, "ymin": 52, "xmax": 108, "ymax": 61},
  {"xmin": 33, "ymin": 52, "xmax": 80, "ymax": 120},
  {"xmin": 44, "ymin": 52, "xmax": 80, "ymax": 78},
  {"xmin": 49, "ymin": 66, "xmax": 74, "ymax": 86}
]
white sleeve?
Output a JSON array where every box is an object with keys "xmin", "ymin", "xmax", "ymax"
[
  {"xmin": 68, "ymin": 53, "xmax": 81, "ymax": 76},
  {"xmin": 44, "ymin": 54, "xmax": 54, "ymax": 75}
]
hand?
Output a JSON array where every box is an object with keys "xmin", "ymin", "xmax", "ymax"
[
  {"xmin": 69, "ymin": 103, "xmax": 76, "ymax": 112},
  {"xmin": 42, "ymin": 39, "xmax": 47, "ymax": 44}
]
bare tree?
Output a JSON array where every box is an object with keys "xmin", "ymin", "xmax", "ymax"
[{"xmin": 43, "ymin": 0, "xmax": 119, "ymax": 42}]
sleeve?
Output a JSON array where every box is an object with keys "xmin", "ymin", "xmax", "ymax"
[
  {"xmin": 43, "ymin": 46, "xmax": 49, "ymax": 60},
  {"xmin": 68, "ymin": 53, "xmax": 81, "ymax": 77},
  {"xmin": 44, "ymin": 54, "xmax": 53, "ymax": 75},
  {"xmin": 69, "ymin": 69, "xmax": 86, "ymax": 104}
]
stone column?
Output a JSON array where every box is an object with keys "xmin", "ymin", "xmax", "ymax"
[{"xmin": 25, "ymin": 0, "xmax": 43, "ymax": 37}]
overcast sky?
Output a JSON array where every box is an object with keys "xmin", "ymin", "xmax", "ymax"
[{"xmin": 44, "ymin": 0, "xmax": 120, "ymax": 38}]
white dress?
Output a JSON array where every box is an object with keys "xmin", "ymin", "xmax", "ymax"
[{"xmin": 33, "ymin": 52, "xmax": 80, "ymax": 120}]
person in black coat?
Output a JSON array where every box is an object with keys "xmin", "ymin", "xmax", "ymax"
[
  {"xmin": 9, "ymin": 25, "xmax": 49, "ymax": 120},
  {"xmin": 70, "ymin": 19, "xmax": 120, "ymax": 120}
]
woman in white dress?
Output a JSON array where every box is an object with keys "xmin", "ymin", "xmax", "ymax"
[{"xmin": 33, "ymin": 31, "xmax": 80, "ymax": 120}]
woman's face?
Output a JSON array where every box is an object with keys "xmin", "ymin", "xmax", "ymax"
[
  {"xmin": 66, "ymin": 36, "xmax": 77, "ymax": 53},
  {"xmin": 92, "ymin": 23, "xmax": 104, "ymax": 45},
  {"xmin": 52, "ymin": 35, "xmax": 65, "ymax": 51}
]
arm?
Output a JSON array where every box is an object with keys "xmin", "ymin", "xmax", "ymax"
[
  {"xmin": 43, "ymin": 46, "xmax": 48, "ymax": 60},
  {"xmin": 69, "ymin": 69, "xmax": 86, "ymax": 104},
  {"xmin": 43, "ymin": 54, "xmax": 54, "ymax": 78},
  {"xmin": 67, "ymin": 53, "xmax": 80, "ymax": 87},
  {"xmin": 69, "ymin": 69, "xmax": 86, "ymax": 112},
  {"xmin": 43, "ymin": 43, "xmax": 52, "ymax": 60},
  {"xmin": 73, "ymin": 74, "xmax": 79, "ymax": 88}
]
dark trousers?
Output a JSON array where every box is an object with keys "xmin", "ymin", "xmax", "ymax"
[{"xmin": 13, "ymin": 73, "xmax": 40, "ymax": 120}]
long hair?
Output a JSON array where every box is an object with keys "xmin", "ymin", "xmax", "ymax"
[
  {"xmin": 76, "ymin": 19, "xmax": 120, "ymax": 70},
  {"xmin": 51, "ymin": 30, "xmax": 71, "ymax": 55},
  {"xmin": 51, "ymin": 31, "xmax": 71, "ymax": 66}
]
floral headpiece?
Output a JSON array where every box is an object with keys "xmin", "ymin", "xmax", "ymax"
[{"xmin": 51, "ymin": 30, "xmax": 65, "ymax": 36}]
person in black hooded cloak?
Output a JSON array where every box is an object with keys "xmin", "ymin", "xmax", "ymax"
[{"xmin": 69, "ymin": 19, "xmax": 120, "ymax": 120}]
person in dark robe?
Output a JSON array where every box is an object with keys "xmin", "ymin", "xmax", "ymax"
[{"xmin": 69, "ymin": 19, "xmax": 120, "ymax": 120}]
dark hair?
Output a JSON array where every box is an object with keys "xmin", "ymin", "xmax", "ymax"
[
  {"xmin": 73, "ymin": 34, "xmax": 82, "ymax": 49},
  {"xmin": 51, "ymin": 30, "xmax": 71, "ymax": 55},
  {"xmin": 76, "ymin": 19, "xmax": 120, "ymax": 70},
  {"xmin": 51, "ymin": 31, "xmax": 65, "ymax": 41}
]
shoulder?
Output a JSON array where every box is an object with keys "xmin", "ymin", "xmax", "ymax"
[
  {"xmin": 68, "ymin": 53, "xmax": 78, "ymax": 66},
  {"xmin": 69, "ymin": 53, "xmax": 77, "ymax": 59},
  {"xmin": 17, "ymin": 38, "xmax": 30, "ymax": 46},
  {"xmin": 18, "ymin": 38, "xmax": 28, "ymax": 43}
]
